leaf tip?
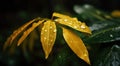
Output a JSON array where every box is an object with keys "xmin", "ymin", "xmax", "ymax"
[{"xmin": 45, "ymin": 55, "xmax": 49, "ymax": 59}]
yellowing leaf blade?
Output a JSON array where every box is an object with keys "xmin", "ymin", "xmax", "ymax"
[
  {"xmin": 41, "ymin": 20, "xmax": 57, "ymax": 59},
  {"xmin": 62, "ymin": 27, "xmax": 90, "ymax": 64},
  {"xmin": 53, "ymin": 12, "xmax": 70, "ymax": 19},
  {"xmin": 3, "ymin": 17, "xmax": 41, "ymax": 50},
  {"xmin": 17, "ymin": 20, "xmax": 44, "ymax": 46},
  {"xmin": 53, "ymin": 12, "xmax": 91, "ymax": 34}
]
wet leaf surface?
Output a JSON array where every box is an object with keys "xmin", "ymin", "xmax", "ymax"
[
  {"xmin": 41, "ymin": 20, "xmax": 57, "ymax": 59},
  {"xmin": 94, "ymin": 45, "xmax": 120, "ymax": 66},
  {"xmin": 54, "ymin": 12, "xmax": 91, "ymax": 34},
  {"xmin": 84, "ymin": 20, "xmax": 120, "ymax": 44},
  {"xmin": 62, "ymin": 27, "xmax": 90, "ymax": 64}
]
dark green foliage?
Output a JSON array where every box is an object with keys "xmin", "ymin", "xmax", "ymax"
[
  {"xmin": 84, "ymin": 20, "xmax": 120, "ymax": 44},
  {"xmin": 94, "ymin": 45, "xmax": 120, "ymax": 66},
  {"xmin": 74, "ymin": 4, "xmax": 120, "ymax": 66}
]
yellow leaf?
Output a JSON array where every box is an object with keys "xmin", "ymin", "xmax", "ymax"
[
  {"xmin": 53, "ymin": 12, "xmax": 70, "ymax": 19},
  {"xmin": 53, "ymin": 12, "xmax": 91, "ymax": 34},
  {"xmin": 17, "ymin": 20, "xmax": 44, "ymax": 46},
  {"xmin": 62, "ymin": 27, "xmax": 90, "ymax": 64},
  {"xmin": 41, "ymin": 20, "xmax": 57, "ymax": 59},
  {"xmin": 3, "ymin": 17, "xmax": 41, "ymax": 50}
]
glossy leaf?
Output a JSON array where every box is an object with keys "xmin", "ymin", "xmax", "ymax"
[
  {"xmin": 84, "ymin": 20, "xmax": 120, "ymax": 44},
  {"xmin": 41, "ymin": 20, "xmax": 57, "ymax": 59},
  {"xmin": 17, "ymin": 20, "xmax": 44, "ymax": 46},
  {"xmin": 74, "ymin": 4, "xmax": 112, "ymax": 21},
  {"xmin": 95, "ymin": 45, "xmax": 120, "ymax": 66},
  {"xmin": 62, "ymin": 27, "xmax": 90, "ymax": 64},
  {"xmin": 53, "ymin": 12, "xmax": 91, "ymax": 34},
  {"xmin": 3, "ymin": 17, "xmax": 41, "ymax": 50}
]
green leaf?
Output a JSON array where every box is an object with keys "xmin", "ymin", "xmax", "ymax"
[
  {"xmin": 95, "ymin": 45, "xmax": 120, "ymax": 66},
  {"xmin": 84, "ymin": 20, "xmax": 120, "ymax": 44},
  {"xmin": 74, "ymin": 4, "xmax": 112, "ymax": 21}
]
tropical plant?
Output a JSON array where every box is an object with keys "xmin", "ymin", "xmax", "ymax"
[
  {"xmin": 2, "ymin": 4, "xmax": 120, "ymax": 66},
  {"xmin": 3, "ymin": 12, "xmax": 91, "ymax": 65}
]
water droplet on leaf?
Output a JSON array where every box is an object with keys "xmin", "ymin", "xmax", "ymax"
[
  {"xmin": 54, "ymin": 19, "xmax": 58, "ymax": 22},
  {"xmin": 84, "ymin": 53, "xmax": 87, "ymax": 56},
  {"xmin": 44, "ymin": 30, "xmax": 47, "ymax": 32},
  {"xmin": 50, "ymin": 39, "xmax": 53, "ymax": 41},
  {"xmin": 74, "ymin": 26, "xmax": 77, "ymax": 28},
  {"xmin": 64, "ymin": 19, "xmax": 68, "ymax": 22},
  {"xmin": 81, "ymin": 24, "xmax": 86, "ymax": 29},
  {"xmin": 44, "ymin": 37, "xmax": 47, "ymax": 40},
  {"xmin": 50, "ymin": 26, "xmax": 52, "ymax": 29},
  {"xmin": 110, "ymin": 34, "xmax": 113, "ymax": 38},
  {"xmin": 53, "ymin": 29, "xmax": 57, "ymax": 32}
]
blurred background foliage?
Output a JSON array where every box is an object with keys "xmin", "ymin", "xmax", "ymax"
[{"xmin": 0, "ymin": 0, "xmax": 120, "ymax": 66}]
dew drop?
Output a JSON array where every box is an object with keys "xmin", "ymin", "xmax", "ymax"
[
  {"xmin": 53, "ymin": 29, "xmax": 56, "ymax": 32},
  {"xmin": 110, "ymin": 34, "xmax": 113, "ymax": 38},
  {"xmin": 41, "ymin": 32, "xmax": 43, "ymax": 35},
  {"xmin": 50, "ymin": 40, "xmax": 53, "ymax": 42},
  {"xmin": 84, "ymin": 53, "xmax": 87, "ymax": 56},
  {"xmin": 50, "ymin": 26, "xmax": 52, "ymax": 29},
  {"xmin": 81, "ymin": 24, "xmax": 86, "ymax": 29},
  {"xmin": 44, "ymin": 30, "xmax": 47, "ymax": 32},
  {"xmin": 74, "ymin": 26, "xmax": 77, "ymax": 28},
  {"xmin": 64, "ymin": 19, "xmax": 68, "ymax": 22},
  {"xmin": 58, "ymin": 55, "xmax": 62, "ymax": 58},
  {"xmin": 54, "ymin": 19, "xmax": 58, "ymax": 22},
  {"xmin": 44, "ymin": 37, "xmax": 47, "ymax": 40}
]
